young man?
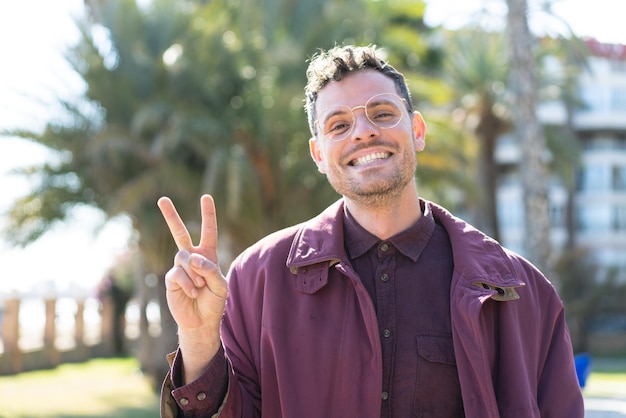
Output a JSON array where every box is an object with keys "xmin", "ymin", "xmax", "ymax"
[{"xmin": 158, "ymin": 45, "xmax": 584, "ymax": 417}]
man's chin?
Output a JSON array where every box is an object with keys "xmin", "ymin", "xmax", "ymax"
[{"xmin": 342, "ymin": 183, "xmax": 406, "ymax": 206}]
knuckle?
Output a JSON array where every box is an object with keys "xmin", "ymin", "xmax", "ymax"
[
  {"xmin": 165, "ymin": 265, "xmax": 181, "ymax": 278},
  {"xmin": 189, "ymin": 253, "xmax": 209, "ymax": 269},
  {"xmin": 173, "ymin": 249, "xmax": 190, "ymax": 265},
  {"xmin": 165, "ymin": 266, "xmax": 184, "ymax": 284},
  {"xmin": 165, "ymin": 266, "xmax": 194, "ymax": 291}
]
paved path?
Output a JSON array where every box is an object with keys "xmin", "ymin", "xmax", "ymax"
[{"xmin": 586, "ymin": 397, "xmax": 626, "ymax": 417}]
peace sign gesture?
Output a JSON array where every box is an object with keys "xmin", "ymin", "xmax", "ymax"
[{"xmin": 157, "ymin": 195, "xmax": 227, "ymax": 372}]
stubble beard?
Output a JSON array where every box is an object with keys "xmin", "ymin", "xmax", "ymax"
[{"xmin": 327, "ymin": 153, "xmax": 418, "ymax": 209}]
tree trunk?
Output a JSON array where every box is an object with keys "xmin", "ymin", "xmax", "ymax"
[
  {"xmin": 506, "ymin": 0, "xmax": 553, "ymax": 280},
  {"xmin": 476, "ymin": 111, "xmax": 503, "ymax": 243}
]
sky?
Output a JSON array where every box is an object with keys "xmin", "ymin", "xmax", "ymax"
[
  {"xmin": 0, "ymin": 0, "xmax": 132, "ymax": 296},
  {"xmin": 426, "ymin": 0, "xmax": 626, "ymax": 44},
  {"xmin": 0, "ymin": 0, "xmax": 625, "ymax": 296}
]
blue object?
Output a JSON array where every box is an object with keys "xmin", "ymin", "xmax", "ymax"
[{"xmin": 574, "ymin": 353, "xmax": 592, "ymax": 388}]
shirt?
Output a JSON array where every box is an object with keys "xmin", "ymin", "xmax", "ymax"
[{"xmin": 344, "ymin": 203, "xmax": 463, "ymax": 417}]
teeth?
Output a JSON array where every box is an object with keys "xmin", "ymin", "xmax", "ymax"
[{"xmin": 352, "ymin": 152, "xmax": 389, "ymax": 166}]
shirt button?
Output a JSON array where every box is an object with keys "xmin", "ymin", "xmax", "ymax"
[
  {"xmin": 179, "ymin": 398, "xmax": 189, "ymax": 406},
  {"xmin": 381, "ymin": 391, "xmax": 389, "ymax": 400},
  {"xmin": 197, "ymin": 392, "xmax": 207, "ymax": 401},
  {"xmin": 380, "ymin": 243, "xmax": 389, "ymax": 252},
  {"xmin": 380, "ymin": 273, "xmax": 389, "ymax": 282},
  {"xmin": 382, "ymin": 328, "xmax": 391, "ymax": 338}
]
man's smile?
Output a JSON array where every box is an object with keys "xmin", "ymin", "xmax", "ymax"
[{"xmin": 349, "ymin": 151, "xmax": 392, "ymax": 167}]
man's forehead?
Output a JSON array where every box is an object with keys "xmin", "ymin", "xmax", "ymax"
[{"xmin": 315, "ymin": 70, "xmax": 397, "ymax": 110}]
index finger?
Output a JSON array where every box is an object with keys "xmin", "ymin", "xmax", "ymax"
[{"xmin": 157, "ymin": 196, "xmax": 194, "ymax": 251}]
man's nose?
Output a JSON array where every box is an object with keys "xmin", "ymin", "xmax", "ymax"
[{"xmin": 350, "ymin": 108, "xmax": 379, "ymax": 141}]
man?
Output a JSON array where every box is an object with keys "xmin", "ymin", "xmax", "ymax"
[{"xmin": 158, "ymin": 45, "xmax": 584, "ymax": 417}]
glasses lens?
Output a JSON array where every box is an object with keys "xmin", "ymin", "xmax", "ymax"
[
  {"xmin": 365, "ymin": 94, "xmax": 404, "ymax": 129},
  {"xmin": 317, "ymin": 93, "xmax": 405, "ymax": 142},
  {"xmin": 318, "ymin": 105, "xmax": 354, "ymax": 141}
]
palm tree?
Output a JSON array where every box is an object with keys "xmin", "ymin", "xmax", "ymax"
[
  {"xmin": 4, "ymin": 0, "xmax": 455, "ymax": 386},
  {"xmin": 443, "ymin": 28, "xmax": 510, "ymax": 241},
  {"xmin": 6, "ymin": 0, "xmax": 229, "ymax": 382}
]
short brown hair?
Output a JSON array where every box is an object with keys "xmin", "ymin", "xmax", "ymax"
[{"xmin": 304, "ymin": 45, "xmax": 413, "ymax": 135}]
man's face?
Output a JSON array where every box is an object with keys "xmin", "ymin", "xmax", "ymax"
[{"xmin": 309, "ymin": 70, "xmax": 426, "ymax": 206}]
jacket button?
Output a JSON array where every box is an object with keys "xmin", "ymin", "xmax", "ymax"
[
  {"xmin": 179, "ymin": 398, "xmax": 189, "ymax": 406},
  {"xmin": 382, "ymin": 328, "xmax": 391, "ymax": 338},
  {"xmin": 380, "ymin": 273, "xmax": 389, "ymax": 282},
  {"xmin": 381, "ymin": 391, "xmax": 389, "ymax": 400},
  {"xmin": 197, "ymin": 392, "xmax": 207, "ymax": 401}
]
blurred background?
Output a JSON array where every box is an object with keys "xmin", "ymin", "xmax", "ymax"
[{"xmin": 1, "ymin": 0, "xmax": 625, "ymax": 416}]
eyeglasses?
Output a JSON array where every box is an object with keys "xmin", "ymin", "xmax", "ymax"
[{"xmin": 314, "ymin": 93, "xmax": 408, "ymax": 142}]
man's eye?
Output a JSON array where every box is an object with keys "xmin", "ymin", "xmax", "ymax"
[
  {"xmin": 372, "ymin": 111, "xmax": 394, "ymax": 120},
  {"xmin": 369, "ymin": 106, "xmax": 399, "ymax": 121},
  {"xmin": 326, "ymin": 120, "xmax": 351, "ymax": 134}
]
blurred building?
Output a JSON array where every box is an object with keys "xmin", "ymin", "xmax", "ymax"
[{"xmin": 497, "ymin": 39, "xmax": 626, "ymax": 277}]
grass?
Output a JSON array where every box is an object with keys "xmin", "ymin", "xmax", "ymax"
[
  {"xmin": 583, "ymin": 357, "xmax": 626, "ymax": 399},
  {"xmin": 0, "ymin": 357, "xmax": 160, "ymax": 418},
  {"xmin": 0, "ymin": 356, "xmax": 623, "ymax": 417}
]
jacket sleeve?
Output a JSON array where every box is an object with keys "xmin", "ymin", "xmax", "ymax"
[
  {"xmin": 160, "ymin": 256, "xmax": 265, "ymax": 418},
  {"xmin": 513, "ymin": 256, "xmax": 585, "ymax": 417},
  {"xmin": 160, "ymin": 347, "xmax": 229, "ymax": 417},
  {"xmin": 536, "ymin": 300, "xmax": 585, "ymax": 417},
  {"xmin": 215, "ymin": 259, "xmax": 265, "ymax": 417},
  {"xmin": 451, "ymin": 251, "xmax": 585, "ymax": 417}
]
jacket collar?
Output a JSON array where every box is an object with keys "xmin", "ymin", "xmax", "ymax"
[
  {"xmin": 286, "ymin": 199, "xmax": 346, "ymax": 272},
  {"xmin": 286, "ymin": 198, "xmax": 526, "ymax": 298},
  {"xmin": 426, "ymin": 200, "xmax": 526, "ymax": 300}
]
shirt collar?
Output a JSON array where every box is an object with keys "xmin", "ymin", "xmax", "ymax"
[{"xmin": 343, "ymin": 200, "xmax": 436, "ymax": 262}]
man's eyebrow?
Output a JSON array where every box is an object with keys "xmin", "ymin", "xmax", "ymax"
[
  {"xmin": 321, "ymin": 107, "xmax": 352, "ymax": 120},
  {"xmin": 368, "ymin": 97, "xmax": 399, "ymax": 107}
]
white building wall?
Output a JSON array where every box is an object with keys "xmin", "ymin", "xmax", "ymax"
[{"xmin": 496, "ymin": 39, "xmax": 626, "ymax": 275}]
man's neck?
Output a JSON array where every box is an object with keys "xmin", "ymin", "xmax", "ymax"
[{"xmin": 344, "ymin": 188, "xmax": 422, "ymax": 240}]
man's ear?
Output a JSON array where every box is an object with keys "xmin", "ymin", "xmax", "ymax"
[
  {"xmin": 309, "ymin": 137, "xmax": 327, "ymax": 173},
  {"xmin": 412, "ymin": 111, "xmax": 426, "ymax": 151}
]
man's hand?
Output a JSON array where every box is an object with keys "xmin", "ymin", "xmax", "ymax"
[{"xmin": 158, "ymin": 194, "xmax": 227, "ymax": 383}]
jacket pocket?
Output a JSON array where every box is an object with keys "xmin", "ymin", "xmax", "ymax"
[{"xmin": 413, "ymin": 335, "xmax": 464, "ymax": 417}]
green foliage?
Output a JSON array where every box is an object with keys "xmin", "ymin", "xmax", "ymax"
[
  {"xmin": 444, "ymin": 29, "xmax": 509, "ymax": 105},
  {"xmin": 4, "ymin": 0, "xmax": 451, "ymax": 261},
  {"xmin": 2, "ymin": 0, "xmax": 456, "ymax": 385},
  {"xmin": 3, "ymin": 1, "xmax": 593, "ymax": 268},
  {"xmin": 415, "ymin": 111, "xmax": 477, "ymax": 209},
  {"xmin": 436, "ymin": 28, "xmax": 512, "ymax": 239}
]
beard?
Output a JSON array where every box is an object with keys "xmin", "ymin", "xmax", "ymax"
[
  {"xmin": 339, "ymin": 171, "xmax": 416, "ymax": 208},
  {"xmin": 325, "ymin": 142, "xmax": 418, "ymax": 209}
]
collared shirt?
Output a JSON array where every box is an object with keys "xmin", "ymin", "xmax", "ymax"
[{"xmin": 343, "ymin": 202, "xmax": 464, "ymax": 417}]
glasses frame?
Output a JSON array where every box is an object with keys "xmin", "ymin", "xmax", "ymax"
[{"xmin": 314, "ymin": 93, "xmax": 410, "ymax": 142}]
